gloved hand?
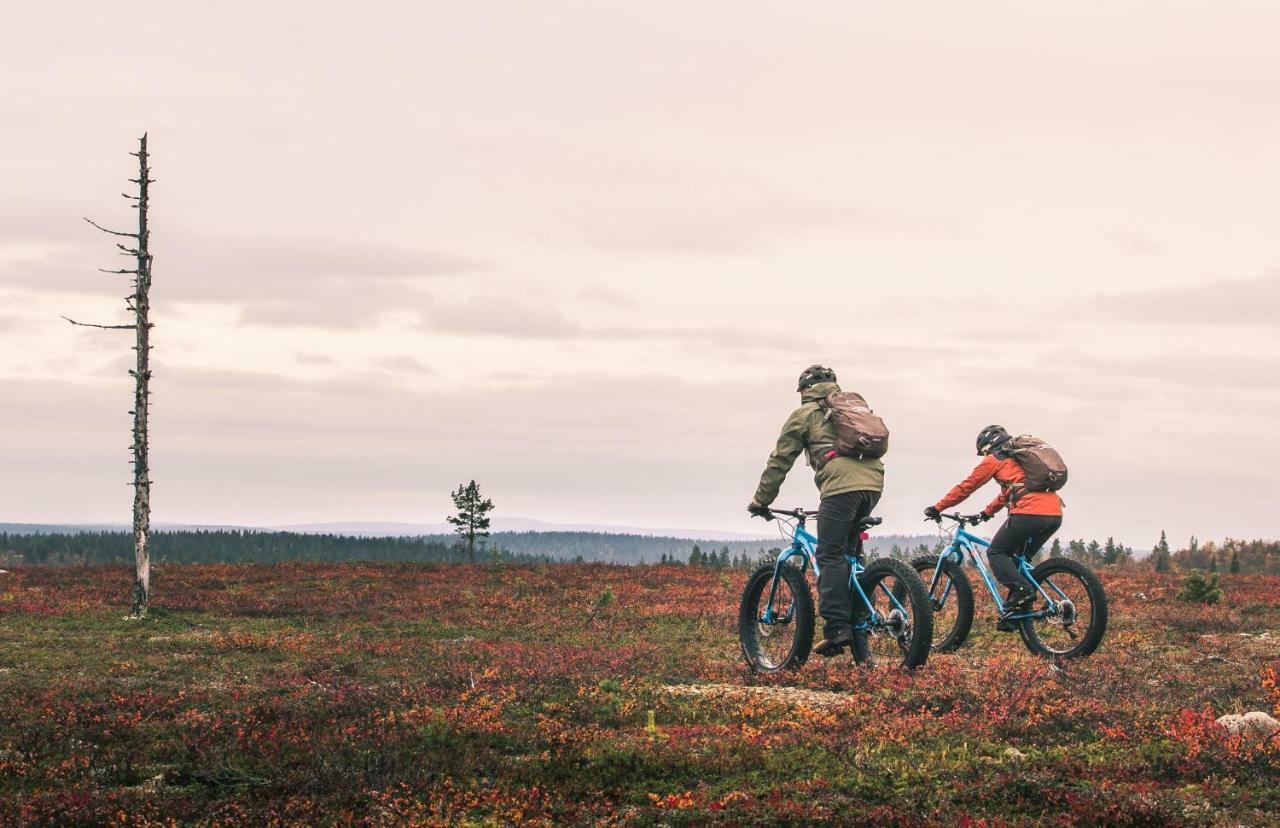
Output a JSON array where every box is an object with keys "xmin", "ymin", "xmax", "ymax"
[
  {"xmin": 923, "ymin": 506, "xmax": 941, "ymax": 522},
  {"xmin": 747, "ymin": 502, "xmax": 773, "ymax": 519},
  {"xmin": 978, "ymin": 511, "xmax": 994, "ymax": 523}
]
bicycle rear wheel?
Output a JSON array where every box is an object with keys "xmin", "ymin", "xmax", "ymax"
[
  {"xmin": 739, "ymin": 562, "xmax": 814, "ymax": 672},
  {"xmin": 851, "ymin": 558, "xmax": 933, "ymax": 668},
  {"xmin": 1017, "ymin": 557, "xmax": 1108, "ymax": 659}
]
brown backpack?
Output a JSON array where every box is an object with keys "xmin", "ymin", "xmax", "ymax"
[
  {"xmin": 818, "ymin": 392, "xmax": 889, "ymax": 461},
  {"xmin": 1003, "ymin": 435, "xmax": 1068, "ymax": 496}
]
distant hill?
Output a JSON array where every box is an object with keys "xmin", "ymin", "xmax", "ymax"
[{"xmin": 0, "ymin": 523, "xmax": 939, "ymax": 566}]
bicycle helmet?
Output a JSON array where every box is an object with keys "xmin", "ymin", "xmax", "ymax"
[
  {"xmin": 976, "ymin": 424, "xmax": 1011, "ymax": 456},
  {"xmin": 797, "ymin": 364, "xmax": 837, "ymax": 391}
]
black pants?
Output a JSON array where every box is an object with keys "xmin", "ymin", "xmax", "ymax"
[
  {"xmin": 987, "ymin": 514, "xmax": 1062, "ymax": 588},
  {"xmin": 816, "ymin": 490, "xmax": 881, "ymax": 639}
]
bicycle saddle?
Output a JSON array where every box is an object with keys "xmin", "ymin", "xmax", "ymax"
[{"xmin": 858, "ymin": 516, "xmax": 883, "ymax": 530}]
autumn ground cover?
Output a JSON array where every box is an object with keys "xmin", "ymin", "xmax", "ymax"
[{"xmin": 1, "ymin": 563, "xmax": 1277, "ymax": 826}]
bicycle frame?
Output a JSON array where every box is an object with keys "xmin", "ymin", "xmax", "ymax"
[
  {"xmin": 761, "ymin": 515, "xmax": 905, "ymax": 631},
  {"xmin": 928, "ymin": 523, "xmax": 1071, "ymax": 619}
]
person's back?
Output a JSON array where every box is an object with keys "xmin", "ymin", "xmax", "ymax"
[
  {"xmin": 749, "ymin": 365, "xmax": 885, "ymax": 656},
  {"xmin": 751, "ymin": 380, "xmax": 884, "ymax": 507}
]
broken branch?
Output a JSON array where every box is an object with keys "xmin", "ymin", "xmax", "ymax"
[
  {"xmin": 83, "ymin": 217, "xmax": 137, "ymax": 238},
  {"xmin": 61, "ymin": 315, "xmax": 134, "ymax": 330}
]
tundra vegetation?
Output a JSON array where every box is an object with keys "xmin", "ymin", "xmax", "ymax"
[{"xmin": 0, "ymin": 564, "xmax": 1277, "ymax": 825}]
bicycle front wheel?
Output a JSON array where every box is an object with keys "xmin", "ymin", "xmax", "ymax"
[
  {"xmin": 909, "ymin": 555, "xmax": 974, "ymax": 653},
  {"xmin": 1018, "ymin": 557, "xmax": 1108, "ymax": 659},
  {"xmin": 739, "ymin": 562, "xmax": 814, "ymax": 673},
  {"xmin": 852, "ymin": 558, "xmax": 933, "ymax": 669}
]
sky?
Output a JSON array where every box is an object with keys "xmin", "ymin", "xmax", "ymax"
[{"xmin": 2, "ymin": 2, "xmax": 1278, "ymax": 547}]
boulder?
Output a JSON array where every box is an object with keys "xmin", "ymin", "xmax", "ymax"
[{"xmin": 1216, "ymin": 711, "xmax": 1280, "ymax": 738}]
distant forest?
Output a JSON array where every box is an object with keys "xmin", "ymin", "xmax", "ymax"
[
  {"xmin": 0, "ymin": 529, "xmax": 788, "ymax": 568},
  {"xmin": 2, "ymin": 528, "xmax": 1277, "ymax": 573}
]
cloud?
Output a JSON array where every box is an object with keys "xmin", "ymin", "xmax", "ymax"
[
  {"xmin": 421, "ymin": 296, "xmax": 580, "ymax": 339},
  {"xmin": 374, "ymin": 355, "xmax": 434, "ymax": 375},
  {"xmin": 1, "ymin": 223, "xmax": 484, "ymax": 327},
  {"xmin": 295, "ymin": 352, "xmax": 335, "ymax": 365},
  {"xmin": 573, "ymin": 197, "xmax": 961, "ymax": 255},
  {"xmin": 1102, "ymin": 227, "xmax": 1164, "ymax": 255},
  {"xmin": 1045, "ymin": 348, "xmax": 1280, "ymax": 394},
  {"xmin": 577, "ymin": 285, "xmax": 635, "ymax": 308},
  {"xmin": 1081, "ymin": 270, "xmax": 1280, "ymax": 328},
  {"xmin": 417, "ymin": 295, "xmax": 825, "ymax": 352}
]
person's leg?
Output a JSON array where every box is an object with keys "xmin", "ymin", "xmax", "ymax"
[
  {"xmin": 1021, "ymin": 516, "xmax": 1063, "ymax": 562},
  {"xmin": 815, "ymin": 492, "xmax": 859, "ymax": 644},
  {"xmin": 986, "ymin": 516, "xmax": 1033, "ymax": 589},
  {"xmin": 846, "ymin": 491, "xmax": 881, "ymax": 630},
  {"xmin": 989, "ymin": 515, "xmax": 1062, "ymax": 621}
]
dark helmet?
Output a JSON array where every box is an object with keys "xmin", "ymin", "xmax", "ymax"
[
  {"xmin": 797, "ymin": 364, "xmax": 837, "ymax": 392},
  {"xmin": 976, "ymin": 424, "xmax": 1011, "ymax": 456}
]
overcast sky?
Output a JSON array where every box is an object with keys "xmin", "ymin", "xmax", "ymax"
[{"xmin": 2, "ymin": 2, "xmax": 1278, "ymax": 546}]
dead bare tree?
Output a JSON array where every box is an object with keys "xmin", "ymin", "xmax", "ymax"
[{"xmin": 64, "ymin": 134, "xmax": 155, "ymax": 618}]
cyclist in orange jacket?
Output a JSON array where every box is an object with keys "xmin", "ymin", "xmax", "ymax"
[{"xmin": 924, "ymin": 425, "xmax": 1062, "ymax": 627}]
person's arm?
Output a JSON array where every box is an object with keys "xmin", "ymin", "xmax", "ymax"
[
  {"xmin": 934, "ymin": 456, "xmax": 999, "ymax": 512},
  {"xmin": 751, "ymin": 408, "xmax": 809, "ymax": 508},
  {"xmin": 983, "ymin": 487, "xmax": 1009, "ymax": 517}
]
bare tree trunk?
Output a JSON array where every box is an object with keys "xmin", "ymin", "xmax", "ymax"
[
  {"xmin": 130, "ymin": 135, "xmax": 154, "ymax": 617},
  {"xmin": 64, "ymin": 133, "xmax": 155, "ymax": 618}
]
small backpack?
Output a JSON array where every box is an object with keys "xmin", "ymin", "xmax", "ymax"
[
  {"xmin": 1003, "ymin": 435, "xmax": 1068, "ymax": 496},
  {"xmin": 819, "ymin": 392, "xmax": 889, "ymax": 461}
]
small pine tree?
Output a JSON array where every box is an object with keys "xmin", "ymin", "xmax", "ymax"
[
  {"xmin": 1152, "ymin": 530, "xmax": 1171, "ymax": 573},
  {"xmin": 1177, "ymin": 571, "xmax": 1222, "ymax": 604},
  {"xmin": 689, "ymin": 545, "xmax": 703, "ymax": 567},
  {"xmin": 446, "ymin": 480, "xmax": 495, "ymax": 563},
  {"xmin": 1209, "ymin": 553, "xmax": 1218, "ymax": 572},
  {"xmin": 1230, "ymin": 549, "xmax": 1240, "ymax": 573},
  {"xmin": 1049, "ymin": 538, "xmax": 1063, "ymax": 558}
]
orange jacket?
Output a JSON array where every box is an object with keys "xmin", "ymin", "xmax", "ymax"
[{"xmin": 934, "ymin": 455, "xmax": 1063, "ymax": 517}]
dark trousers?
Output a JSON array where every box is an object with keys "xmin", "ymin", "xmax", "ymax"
[
  {"xmin": 987, "ymin": 514, "xmax": 1062, "ymax": 587},
  {"xmin": 816, "ymin": 490, "xmax": 881, "ymax": 639}
]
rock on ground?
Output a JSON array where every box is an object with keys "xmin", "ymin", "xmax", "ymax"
[{"xmin": 1216, "ymin": 711, "xmax": 1280, "ymax": 737}]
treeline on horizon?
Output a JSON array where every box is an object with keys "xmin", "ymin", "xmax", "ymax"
[
  {"xmin": 2, "ymin": 528, "xmax": 1278, "ymax": 574},
  {"xmin": 0, "ymin": 529, "xmax": 785, "ymax": 568}
]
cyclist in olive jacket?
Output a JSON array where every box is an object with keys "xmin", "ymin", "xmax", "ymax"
[{"xmin": 748, "ymin": 365, "xmax": 885, "ymax": 657}]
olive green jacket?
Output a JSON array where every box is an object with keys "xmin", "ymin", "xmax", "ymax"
[{"xmin": 751, "ymin": 382, "xmax": 886, "ymax": 507}]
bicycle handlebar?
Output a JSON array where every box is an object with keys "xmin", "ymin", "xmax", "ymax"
[
  {"xmin": 752, "ymin": 508, "xmax": 883, "ymax": 529},
  {"xmin": 941, "ymin": 512, "xmax": 983, "ymax": 527},
  {"xmin": 755, "ymin": 507, "xmax": 816, "ymax": 520}
]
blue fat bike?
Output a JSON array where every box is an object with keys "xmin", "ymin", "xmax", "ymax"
[
  {"xmin": 738, "ymin": 508, "xmax": 934, "ymax": 672},
  {"xmin": 910, "ymin": 513, "xmax": 1108, "ymax": 658}
]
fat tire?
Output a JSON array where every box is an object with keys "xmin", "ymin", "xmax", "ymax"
[
  {"xmin": 909, "ymin": 555, "xmax": 974, "ymax": 653},
  {"xmin": 1018, "ymin": 557, "xmax": 1108, "ymax": 659},
  {"xmin": 850, "ymin": 558, "xmax": 933, "ymax": 669},
  {"xmin": 738, "ymin": 562, "xmax": 814, "ymax": 673}
]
